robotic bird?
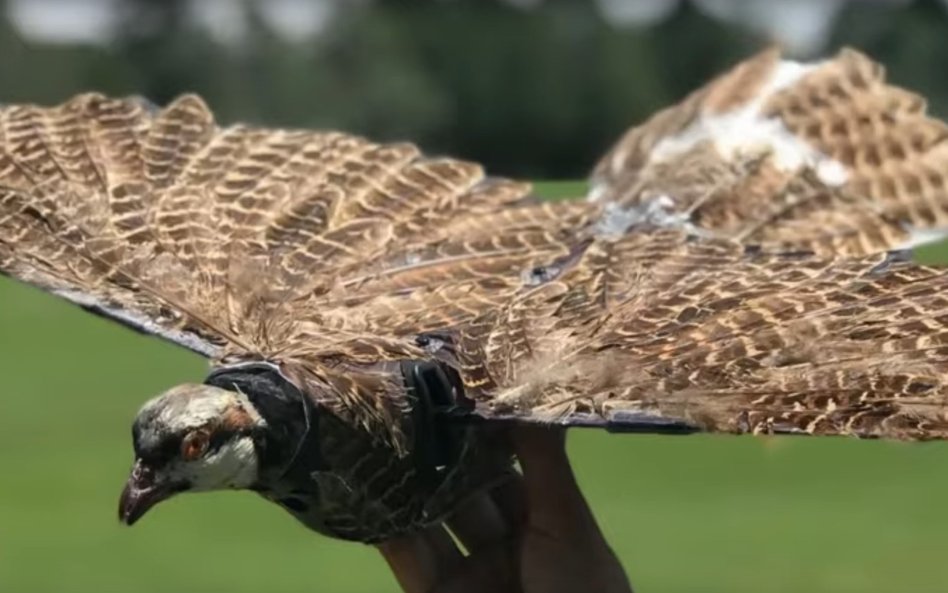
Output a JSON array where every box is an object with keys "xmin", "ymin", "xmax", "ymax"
[{"xmin": 1, "ymin": 48, "xmax": 947, "ymax": 544}]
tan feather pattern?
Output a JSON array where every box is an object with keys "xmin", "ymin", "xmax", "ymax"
[
  {"xmin": 460, "ymin": 236, "xmax": 948, "ymax": 440},
  {"xmin": 591, "ymin": 48, "xmax": 948, "ymax": 255}
]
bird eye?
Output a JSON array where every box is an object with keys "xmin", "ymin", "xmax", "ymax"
[{"xmin": 181, "ymin": 430, "xmax": 210, "ymax": 461}]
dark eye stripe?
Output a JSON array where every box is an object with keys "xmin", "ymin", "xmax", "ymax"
[
  {"xmin": 207, "ymin": 428, "xmax": 234, "ymax": 454},
  {"xmin": 204, "ymin": 424, "xmax": 258, "ymax": 457},
  {"xmin": 137, "ymin": 433, "xmax": 183, "ymax": 467},
  {"xmin": 135, "ymin": 421, "xmax": 256, "ymax": 467}
]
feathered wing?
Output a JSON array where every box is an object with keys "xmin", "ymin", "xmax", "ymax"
[
  {"xmin": 455, "ymin": 231, "xmax": 948, "ymax": 441},
  {"xmin": 0, "ymin": 92, "xmax": 604, "ymax": 450},
  {"xmin": 0, "ymin": 93, "xmax": 598, "ymax": 364},
  {"xmin": 0, "ymin": 94, "xmax": 231, "ymax": 356},
  {"xmin": 591, "ymin": 47, "xmax": 948, "ymax": 256},
  {"xmin": 464, "ymin": 47, "xmax": 948, "ymax": 441}
]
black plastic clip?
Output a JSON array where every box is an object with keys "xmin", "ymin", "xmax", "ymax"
[{"xmin": 400, "ymin": 360, "xmax": 472, "ymax": 484}]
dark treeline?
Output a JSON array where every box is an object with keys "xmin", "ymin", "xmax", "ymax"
[{"xmin": 0, "ymin": 0, "xmax": 946, "ymax": 178}]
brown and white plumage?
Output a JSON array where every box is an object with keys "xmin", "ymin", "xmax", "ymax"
[
  {"xmin": 592, "ymin": 47, "xmax": 948, "ymax": 256},
  {"xmin": 459, "ymin": 234, "xmax": 948, "ymax": 440},
  {"xmin": 2, "ymin": 47, "xmax": 948, "ymax": 543}
]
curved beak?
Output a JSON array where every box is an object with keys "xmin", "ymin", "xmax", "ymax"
[{"xmin": 118, "ymin": 459, "xmax": 172, "ymax": 526}]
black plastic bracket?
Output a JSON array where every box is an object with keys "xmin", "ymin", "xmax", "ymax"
[{"xmin": 400, "ymin": 360, "xmax": 472, "ymax": 484}]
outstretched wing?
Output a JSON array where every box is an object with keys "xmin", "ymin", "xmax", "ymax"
[
  {"xmin": 0, "ymin": 93, "xmax": 596, "ymax": 362},
  {"xmin": 591, "ymin": 48, "xmax": 948, "ymax": 256},
  {"xmin": 259, "ymin": 47, "xmax": 948, "ymax": 446},
  {"xmin": 444, "ymin": 47, "xmax": 948, "ymax": 441},
  {"xmin": 0, "ymin": 95, "xmax": 233, "ymax": 356},
  {"xmin": 455, "ymin": 230, "xmax": 948, "ymax": 441}
]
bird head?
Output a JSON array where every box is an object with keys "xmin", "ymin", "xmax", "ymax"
[{"xmin": 118, "ymin": 383, "xmax": 267, "ymax": 526}]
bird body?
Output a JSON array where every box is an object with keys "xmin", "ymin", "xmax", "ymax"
[{"xmin": 3, "ymin": 47, "xmax": 948, "ymax": 543}]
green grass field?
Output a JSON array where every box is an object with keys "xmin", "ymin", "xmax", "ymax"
[{"xmin": 3, "ymin": 182, "xmax": 948, "ymax": 593}]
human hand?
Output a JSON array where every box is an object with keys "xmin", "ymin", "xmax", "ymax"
[{"xmin": 378, "ymin": 427, "xmax": 633, "ymax": 593}]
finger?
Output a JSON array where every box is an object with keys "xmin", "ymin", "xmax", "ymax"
[
  {"xmin": 445, "ymin": 491, "xmax": 509, "ymax": 555},
  {"xmin": 512, "ymin": 427, "xmax": 634, "ymax": 593},
  {"xmin": 512, "ymin": 425, "xmax": 573, "ymax": 507},
  {"xmin": 511, "ymin": 426, "xmax": 597, "ymax": 538},
  {"xmin": 489, "ymin": 471, "xmax": 527, "ymax": 530},
  {"xmin": 512, "ymin": 425, "xmax": 568, "ymax": 476},
  {"xmin": 435, "ymin": 544, "xmax": 519, "ymax": 593},
  {"xmin": 378, "ymin": 525, "xmax": 463, "ymax": 593}
]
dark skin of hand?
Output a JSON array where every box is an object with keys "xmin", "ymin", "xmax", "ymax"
[{"xmin": 378, "ymin": 428, "xmax": 633, "ymax": 593}]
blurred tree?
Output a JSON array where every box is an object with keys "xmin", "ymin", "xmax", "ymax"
[
  {"xmin": 112, "ymin": 0, "xmax": 229, "ymax": 104},
  {"xmin": 0, "ymin": 0, "xmax": 944, "ymax": 178},
  {"xmin": 316, "ymin": 0, "xmax": 765, "ymax": 176}
]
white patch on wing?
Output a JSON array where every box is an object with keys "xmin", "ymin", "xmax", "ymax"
[
  {"xmin": 649, "ymin": 59, "xmax": 850, "ymax": 187},
  {"xmin": 50, "ymin": 287, "xmax": 218, "ymax": 357},
  {"xmin": 594, "ymin": 197, "xmax": 700, "ymax": 237},
  {"xmin": 815, "ymin": 159, "xmax": 849, "ymax": 187}
]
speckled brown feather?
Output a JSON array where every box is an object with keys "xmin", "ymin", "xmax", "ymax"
[
  {"xmin": 592, "ymin": 48, "xmax": 948, "ymax": 256},
  {"xmin": 453, "ymin": 234, "xmax": 948, "ymax": 440}
]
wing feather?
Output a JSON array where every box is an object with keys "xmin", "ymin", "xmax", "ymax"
[
  {"xmin": 460, "ymin": 234, "xmax": 948, "ymax": 441},
  {"xmin": 591, "ymin": 47, "xmax": 948, "ymax": 255}
]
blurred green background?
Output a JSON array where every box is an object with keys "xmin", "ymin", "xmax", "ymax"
[
  {"xmin": 3, "ymin": 1, "xmax": 948, "ymax": 592},
  {"xmin": 0, "ymin": 0, "xmax": 947, "ymax": 177}
]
